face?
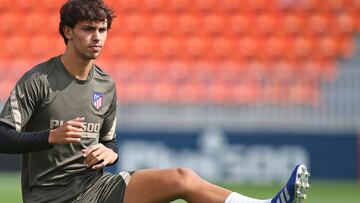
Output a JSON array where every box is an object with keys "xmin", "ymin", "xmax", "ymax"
[{"xmin": 65, "ymin": 20, "xmax": 108, "ymax": 60}]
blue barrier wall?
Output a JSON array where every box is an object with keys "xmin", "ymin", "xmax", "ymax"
[{"xmin": 106, "ymin": 128, "xmax": 358, "ymax": 183}]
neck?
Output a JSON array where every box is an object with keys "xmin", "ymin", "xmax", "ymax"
[{"xmin": 60, "ymin": 50, "xmax": 94, "ymax": 81}]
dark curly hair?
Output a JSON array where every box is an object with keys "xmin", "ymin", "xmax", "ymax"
[{"xmin": 59, "ymin": 0, "xmax": 115, "ymax": 44}]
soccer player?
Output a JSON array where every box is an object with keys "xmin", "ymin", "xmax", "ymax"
[{"xmin": 0, "ymin": 0, "xmax": 310, "ymax": 202}]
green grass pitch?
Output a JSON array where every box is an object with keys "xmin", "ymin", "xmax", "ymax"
[{"xmin": 1, "ymin": 172, "xmax": 359, "ymax": 203}]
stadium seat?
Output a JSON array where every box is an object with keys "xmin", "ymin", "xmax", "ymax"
[
  {"xmin": 236, "ymin": 36, "xmax": 258, "ymax": 59},
  {"xmin": 307, "ymin": 12, "xmax": 331, "ymax": 35},
  {"xmin": 105, "ymin": 36, "xmax": 133, "ymax": 58},
  {"xmin": 230, "ymin": 14, "xmax": 252, "ymax": 35},
  {"xmin": 125, "ymin": 14, "xmax": 148, "ymax": 35},
  {"xmin": 194, "ymin": 0, "xmax": 218, "ymax": 13},
  {"xmin": 281, "ymin": 12, "xmax": 306, "ymax": 35},
  {"xmin": 203, "ymin": 14, "xmax": 226, "ymax": 36},
  {"xmin": 166, "ymin": 60, "xmax": 192, "ymax": 84},
  {"xmin": 22, "ymin": 13, "xmax": 48, "ymax": 34},
  {"xmin": 334, "ymin": 12, "xmax": 356, "ymax": 35},
  {"xmin": 255, "ymin": 13, "xmax": 278, "ymax": 36},
  {"xmin": 177, "ymin": 82, "xmax": 207, "ymax": 103},
  {"xmin": 290, "ymin": 36, "xmax": 315, "ymax": 59},
  {"xmin": 232, "ymin": 80, "xmax": 259, "ymax": 104},
  {"xmin": 208, "ymin": 81, "xmax": 232, "ymax": 104},
  {"xmin": 144, "ymin": 0, "xmax": 167, "ymax": 12},
  {"xmin": 151, "ymin": 14, "xmax": 174, "ymax": 35},
  {"xmin": 220, "ymin": 0, "xmax": 241, "ymax": 12},
  {"xmin": 118, "ymin": 0, "xmax": 140, "ymax": 12},
  {"xmin": 317, "ymin": 35, "xmax": 338, "ymax": 58},
  {"xmin": 0, "ymin": 0, "xmax": 13, "ymax": 11},
  {"xmin": 133, "ymin": 36, "xmax": 156, "ymax": 58},
  {"xmin": 212, "ymin": 37, "xmax": 235, "ymax": 59},
  {"xmin": 159, "ymin": 36, "xmax": 183, "ymax": 59},
  {"xmin": 150, "ymin": 81, "xmax": 177, "ymax": 103},
  {"xmin": 185, "ymin": 36, "xmax": 210, "ymax": 59},
  {"xmin": 263, "ymin": 36, "xmax": 286, "ymax": 59},
  {"xmin": 170, "ymin": 0, "xmax": 191, "ymax": 12},
  {"xmin": 4, "ymin": 35, "xmax": 27, "ymax": 59},
  {"xmin": 177, "ymin": 14, "xmax": 201, "ymax": 35},
  {"xmin": 336, "ymin": 35, "xmax": 356, "ymax": 59},
  {"xmin": 0, "ymin": 12, "xmax": 21, "ymax": 34}
]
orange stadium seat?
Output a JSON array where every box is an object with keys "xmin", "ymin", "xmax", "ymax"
[
  {"xmin": 334, "ymin": 12, "xmax": 357, "ymax": 35},
  {"xmin": 150, "ymin": 81, "xmax": 177, "ymax": 103},
  {"xmin": 133, "ymin": 36, "xmax": 157, "ymax": 58},
  {"xmin": 177, "ymin": 82, "xmax": 207, "ymax": 103},
  {"xmin": 22, "ymin": 13, "xmax": 48, "ymax": 34},
  {"xmin": 124, "ymin": 14, "xmax": 148, "ymax": 35},
  {"xmin": 211, "ymin": 37, "xmax": 235, "ymax": 59},
  {"xmin": 203, "ymin": 14, "xmax": 227, "ymax": 36},
  {"xmin": 194, "ymin": 0, "xmax": 218, "ymax": 13},
  {"xmin": 177, "ymin": 14, "xmax": 201, "ymax": 35},
  {"xmin": 105, "ymin": 36, "xmax": 133, "ymax": 59},
  {"xmin": 208, "ymin": 81, "xmax": 232, "ymax": 104},
  {"xmin": 336, "ymin": 35, "xmax": 356, "ymax": 59},
  {"xmin": 151, "ymin": 14, "xmax": 175, "ymax": 35},
  {"xmin": 281, "ymin": 12, "xmax": 306, "ymax": 36},
  {"xmin": 220, "ymin": 0, "xmax": 242, "ymax": 12},
  {"xmin": 230, "ymin": 14, "xmax": 253, "ymax": 35},
  {"xmin": 0, "ymin": 12, "xmax": 21, "ymax": 34},
  {"xmin": 236, "ymin": 36, "xmax": 259, "ymax": 59},
  {"xmin": 184, "ymin": 36, "xmax": 210, "ymax": 59},
  {"xmin": 117, "ymin": 0, "xmax": 140, "ymax": 12},
  {"xmin": 254, "ymin": 13, "xmax": 278, "ymax": 36},
  {"xmin": 263, "ymin": 36, "xmax": 286, "ymax": 59},
  {"xmin": 159, "ymin": 36, "xmax": 183, "ymax": 59},
  {"xmin": 307, "ymin": 12, "xmax": 331, "ymax": 35},
  {"xmin": 316, "ymin": 35, "xmax": 338, "ymax": 58},
  {"xmin": 288, "ymin": 36, "xmax": 315, "ymax": 59},
  {"xmin": 143, "ymin": 0, "xmax": 167, "ymax": 12},
  {"xmin": 0, "ymin": 0, "xmax": 13, "ymax": 11},
  {"xmin": 170, "ymin": 0, "xmax": 191, "ymax": 12},
  {"xmin": 232, "ymin": 80, "xmax": 259, "ymax": 104},
  {"xmin": 165, "ymin": 61, "xmax": 188, "ymax": 83},
  {"xmin": 3, "ymin": 35, "xmax": 27, "ymax": 59}
]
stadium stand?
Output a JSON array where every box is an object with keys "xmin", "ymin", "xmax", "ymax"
[{"xmin": 0, "ymin": 0, "xmax": 359, "ymax": 107}]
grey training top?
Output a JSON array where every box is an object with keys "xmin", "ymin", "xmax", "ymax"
[{"xmin": 0, "ymin": 56, "xmax": 117, "ymax": 203}]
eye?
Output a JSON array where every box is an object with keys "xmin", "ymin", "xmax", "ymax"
[{"xmin": 99, "ymin": 27, "xmax": 107, "ymax": 33}]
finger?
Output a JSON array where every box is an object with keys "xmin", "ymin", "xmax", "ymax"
[
  {"xmin": 67, "ymin": 125, "xmax": 84, "ymax": 133},
  {"xmin": 66, "ymin": 132, "xmax": 83, "ymax": 138},
  {"xmin": 92, "ymin": 161, "xmax": 107, "ymax": 169},
  {"xmin": 82, "ymin": 144, "xmax": 102, "ymax": 156},
  {"xmin": 64, "ymin": 137, "xmax": 81, "ymax": 143},
  {"xmin": 75, "ymin": 117, "xmax": 85, "ymax": 121},
  {"xmin": 86, "ymin": 154, "xmax": 106, "ymax": 167},
  {"xmin": 67, "ymin": 121, "xmax": 86, "ymax": 130},
  {"xmin": 84, "ymin": 148, "xmax": 106, "ymax": 164}
]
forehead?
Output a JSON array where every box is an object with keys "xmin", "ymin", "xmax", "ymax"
[{"xmin": 76, "ymin": 20, "xmax": 108, "ymax": 28}]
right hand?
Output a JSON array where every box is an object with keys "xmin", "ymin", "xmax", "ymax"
[{"xmin": 48, "ymin": 117, "xmax": 85, "ymax": 145}]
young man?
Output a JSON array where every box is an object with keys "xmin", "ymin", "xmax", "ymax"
[{"xmin": 0, "ymin": 0, "xmax": 310, "ymax": 202}]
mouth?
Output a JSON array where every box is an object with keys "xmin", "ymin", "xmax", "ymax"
[{"xmin": 89, "ymin": 45, "xmax": 102, "ymax": 52}]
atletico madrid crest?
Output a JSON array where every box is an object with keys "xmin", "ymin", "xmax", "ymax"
[{"xmin": 93, "ymin": 92, "xmax": 103, "ymax": 110}]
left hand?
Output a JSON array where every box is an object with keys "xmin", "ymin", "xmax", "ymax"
[{"xmin": 82, "ymin": 143, "xmax": 118, "ymax": 169}]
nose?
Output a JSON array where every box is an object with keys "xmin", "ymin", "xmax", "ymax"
[{"xmin": 92, "ymin": 31, "xmax": 100, "ymax": 42}]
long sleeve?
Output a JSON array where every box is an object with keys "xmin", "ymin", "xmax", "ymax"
[{"xmin": 0, "ymin": 122, "xmax": 52, "ymax": 154}]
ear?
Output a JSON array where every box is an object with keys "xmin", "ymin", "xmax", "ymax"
[{"xmin": 63, "ymin": 26, "xmax": 73, "ymax": 41}]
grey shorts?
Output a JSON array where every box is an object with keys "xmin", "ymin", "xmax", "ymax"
[{"xmin": 73, "ymin": 171, "xmax": 134, "ymax": 203}]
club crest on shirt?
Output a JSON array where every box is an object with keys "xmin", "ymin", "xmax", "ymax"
[{"xmin": 92, "ymin": 92, "xmax": 103, "ymax": 110}]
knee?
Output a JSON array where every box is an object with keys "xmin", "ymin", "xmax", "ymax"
[{"xmin": 171, "ymin": 167, "xmax": 199, "ymax": 191}]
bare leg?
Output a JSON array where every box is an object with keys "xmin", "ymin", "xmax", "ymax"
[{"xmin": 123, "ymin": 167, "xmax": 232, "ymax": 203}]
